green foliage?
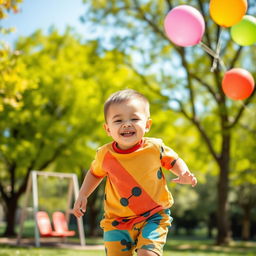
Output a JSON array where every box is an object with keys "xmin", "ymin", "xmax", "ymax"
[
  {"xmin": 80, "ymin": 0, "xmax": 256, "ymax": 168},
  {"xmin": 0, "ymin": 29, "xmax": 152, "ymax": 180},
  {"xmin": 0, "ymin": 0, "xmax": 25, "ymax": 115},
  {"xmin": 0, "ymin": 47, "xmax": 34, "ymax": 112},
  {"xmin": 0, "ymin": 0, "xmax": 22, "ymax": 20},
  {"xmin": 37, "ymin": 176, "xmax": 70, "ymax": 213}
]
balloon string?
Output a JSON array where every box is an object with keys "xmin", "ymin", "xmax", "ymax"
[
  {"xmin": 219, "ymin": 58, "xmax": 227, "ymax": 72},
  {"xmin": 211, "ymin": 28, "xmax": 223, "ymax": 72},
  {"xmin": 199, "ymin": 42, "xmax": 218, "ymax": 58},
  {"xmin": 199, "ymin": 42, "xmax": 226, "ymax": 71}
]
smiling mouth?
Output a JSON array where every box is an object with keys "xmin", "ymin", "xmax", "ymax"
[{"xmin": 120, "ymin": 131, "xmax": 135, "ymax": 137}]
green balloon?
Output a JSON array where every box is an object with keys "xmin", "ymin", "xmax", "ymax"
[{"xmin": 231, "ymin": 15, "xmax": 256, "ymax": 46}]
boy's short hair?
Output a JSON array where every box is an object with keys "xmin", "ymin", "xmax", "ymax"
[{"xmin": 104, "ymin": 89, "xmax": 150, "ymax": 121}]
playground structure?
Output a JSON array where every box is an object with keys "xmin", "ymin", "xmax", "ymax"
[{"xmin": 17, "ymin": 171, "xmax": 85, "ymax": 247}]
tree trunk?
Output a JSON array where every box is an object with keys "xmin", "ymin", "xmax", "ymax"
[
  {"xmin": 216, "ymin": 135, "xmax": 231, "ymax": 245},
  {"xmin": 241, "ymin": 205, "xmax": 251, "ymax": 241},
  {"xmin": 2, "ymin": 195, "xmax": 19, "ymax": 237},
  {"xmin": 207, "ymin": 212, "xmax": 216, "ymax": 239}
]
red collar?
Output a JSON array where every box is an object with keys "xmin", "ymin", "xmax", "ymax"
[{"xmin": 112, "ymin": 140, "xmax": 143, "ymax": 154}]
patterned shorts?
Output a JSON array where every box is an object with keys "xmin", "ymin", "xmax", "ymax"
[{"xmin": 103, "ymin": 209, "xmax": 172, "ymax": 256}]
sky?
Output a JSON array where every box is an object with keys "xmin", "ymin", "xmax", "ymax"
[{"xmin": 1, "ymin": 0, "xmax": 87, "ymax": 46}]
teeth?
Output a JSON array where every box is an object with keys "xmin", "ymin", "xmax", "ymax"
[{"xmin": 121, "ymin": 131, "xmax": 134, "ymax": 135}]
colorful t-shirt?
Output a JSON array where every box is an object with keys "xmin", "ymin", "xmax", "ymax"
[{"xmin": 89, "ymin": 137, "xmax": 178, "ymax": 230}]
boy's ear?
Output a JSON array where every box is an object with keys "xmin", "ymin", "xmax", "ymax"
[
  {"xmin": 145, "ymin": 118, "xmax": 152, "ymax": 132},
  {"xmin": 103, "ymin": 123, "xmax": 111, "ymax": 136}
]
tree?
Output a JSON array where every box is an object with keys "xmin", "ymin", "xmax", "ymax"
[
  {"xmin": 0, "ymin": 29, "xmax": 157, "ymax": 236},
  {"xmin": 80, "ymin": 0, "xmax": 256, "ymax": 244},
  {"xmin": 0, "ymin": 0, "xmax": 25, "ymax": 111}
]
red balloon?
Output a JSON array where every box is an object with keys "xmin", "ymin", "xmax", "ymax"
[{"xmin": 222, "ymin": 68, "xmax": 255, "ymax": 100}]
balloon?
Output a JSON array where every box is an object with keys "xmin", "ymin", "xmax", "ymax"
[
  {"xmin": 222, "ymin": 68, "xmax": 255, "ymax": 100},
  {"xmin": 231, "ymin": 15, "xmax": 256, "ymax": 46},
  {"xmin": 209, "ymin": 0, "xmax": 247, "ymax": 27},
  {"xmin": 164, "ymin": 5, "xmax": 205, "ymax": 47}
]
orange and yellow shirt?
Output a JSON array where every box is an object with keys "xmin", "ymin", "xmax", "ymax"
[{"xmin": 89, "ymin": 137, "xmax": 178, "ymax": 230}]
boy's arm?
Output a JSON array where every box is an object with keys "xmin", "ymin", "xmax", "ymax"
[
  {"xmin": 170, "ymin": 158, "xmax": 197, "ymax": 187},
  {"xmin": 73, "ymin": 170, "xmax": 103, "ymax": 218}
]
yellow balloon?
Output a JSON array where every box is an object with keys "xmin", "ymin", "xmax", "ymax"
[{"xmin": 210, "ymin": 0, "xmax": 247, "ymax": 27}]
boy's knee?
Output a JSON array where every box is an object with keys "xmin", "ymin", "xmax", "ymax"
[{"xmin": 137, "ymin": 248, "xmax": 159, "ymax": 256}]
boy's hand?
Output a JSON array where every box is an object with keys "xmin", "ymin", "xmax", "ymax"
[
  {"xmin": 172, "ymin": 171, "xmax": 197, "ymax": 187},
  {"xmin": 73, "ymin": 197, "xmax": 88, "ymax": 218}
]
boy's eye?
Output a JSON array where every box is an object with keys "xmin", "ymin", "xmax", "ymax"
[
  {"xmin": 114, "ymin": 120, "xmax": 122, "ymax": 123},
  {"xmin": 131, "ymin": 118, "xmax": 139, "ymax": 121}
]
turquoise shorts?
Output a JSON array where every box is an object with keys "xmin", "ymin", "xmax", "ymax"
[{"xmin": 103, "ymin": 209, "xmax": 172, "ymax": 256}]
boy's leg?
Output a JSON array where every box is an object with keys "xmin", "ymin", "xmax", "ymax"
[
  {"xmin": 137, "ymin": 248, "xmax": 158, "ymax": 256},
  {"xmin": 135, "ymin": 209, "xmax": 172, "ymax": 256},
  {"xmin": 104, "ymin": 229, "xmax": 135, "ymax": 256}
]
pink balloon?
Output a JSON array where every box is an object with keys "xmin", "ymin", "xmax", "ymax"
[{"xmin": 164, "ymin": 5, "xmax": 205, "ymax": 47}]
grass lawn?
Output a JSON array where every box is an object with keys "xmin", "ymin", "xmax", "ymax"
[
  {"xmin": 1, "ymin": 222, "xmax": 255, "ymax": 255},
  {"xmin": 0, "ymin": 238, "xmax": 255, "ymax": 256},
  {"xmin": 163, "ymin": 238, "xmax": 256, "ymax": 255}
]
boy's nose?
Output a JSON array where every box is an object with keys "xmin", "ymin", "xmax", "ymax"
[{"xmin": 123, "ymin": 121, "xmax": 132, "ymax": 127}]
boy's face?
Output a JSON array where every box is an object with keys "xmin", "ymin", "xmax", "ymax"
[{"xmin": 104, "ymin": 98, "xmax": 152, "ymax": 150}]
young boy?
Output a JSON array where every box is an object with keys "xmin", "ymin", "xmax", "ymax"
[{"xmin": 73, "ymin": 89, "xmax": 197, "ymax": 256}]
